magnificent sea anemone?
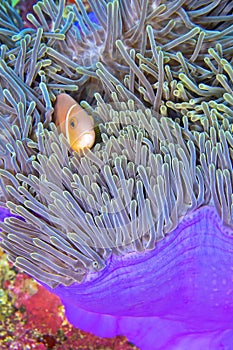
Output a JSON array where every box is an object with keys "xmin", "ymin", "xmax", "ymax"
[{"xmin": 0, "ymin": 0, "xmax": 233, "ymax": 349}]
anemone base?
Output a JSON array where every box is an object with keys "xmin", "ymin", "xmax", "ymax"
[{"xmin": 44, "ymin": 206, "xmax": 233, "ymax": 349}]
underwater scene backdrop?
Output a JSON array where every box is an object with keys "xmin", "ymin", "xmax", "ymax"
[{"xmin": 0, "ymin": 0, "xmax": 233, "ymax": 349}]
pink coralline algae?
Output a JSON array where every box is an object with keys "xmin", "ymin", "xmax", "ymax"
[{"xmin": 0, "ymin": 243, "xmax": 137, "ymax": 349}]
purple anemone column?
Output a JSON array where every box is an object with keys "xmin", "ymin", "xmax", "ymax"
[{"xmin": 41, "ymin": 206, "xmax": 233, "ymax": 350}]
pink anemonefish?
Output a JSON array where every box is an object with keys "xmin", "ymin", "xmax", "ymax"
[{"xmin": 54, "ymin": 93, "xmax": 95, "ymax": 152}]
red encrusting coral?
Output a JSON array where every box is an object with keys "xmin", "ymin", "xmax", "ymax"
[{"xmin": 0, "ymin": 249, "xmax": 137, "ymax": 349}]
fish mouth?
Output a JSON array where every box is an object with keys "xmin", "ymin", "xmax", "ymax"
[{"xmin": 70, "ymin": 130, "xmax": 96, "ymax": 151}]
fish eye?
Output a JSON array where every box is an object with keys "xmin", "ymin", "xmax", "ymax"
[{"xmin": 69, "ymin": 117, "xmax": 77, "ymax": 129}]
